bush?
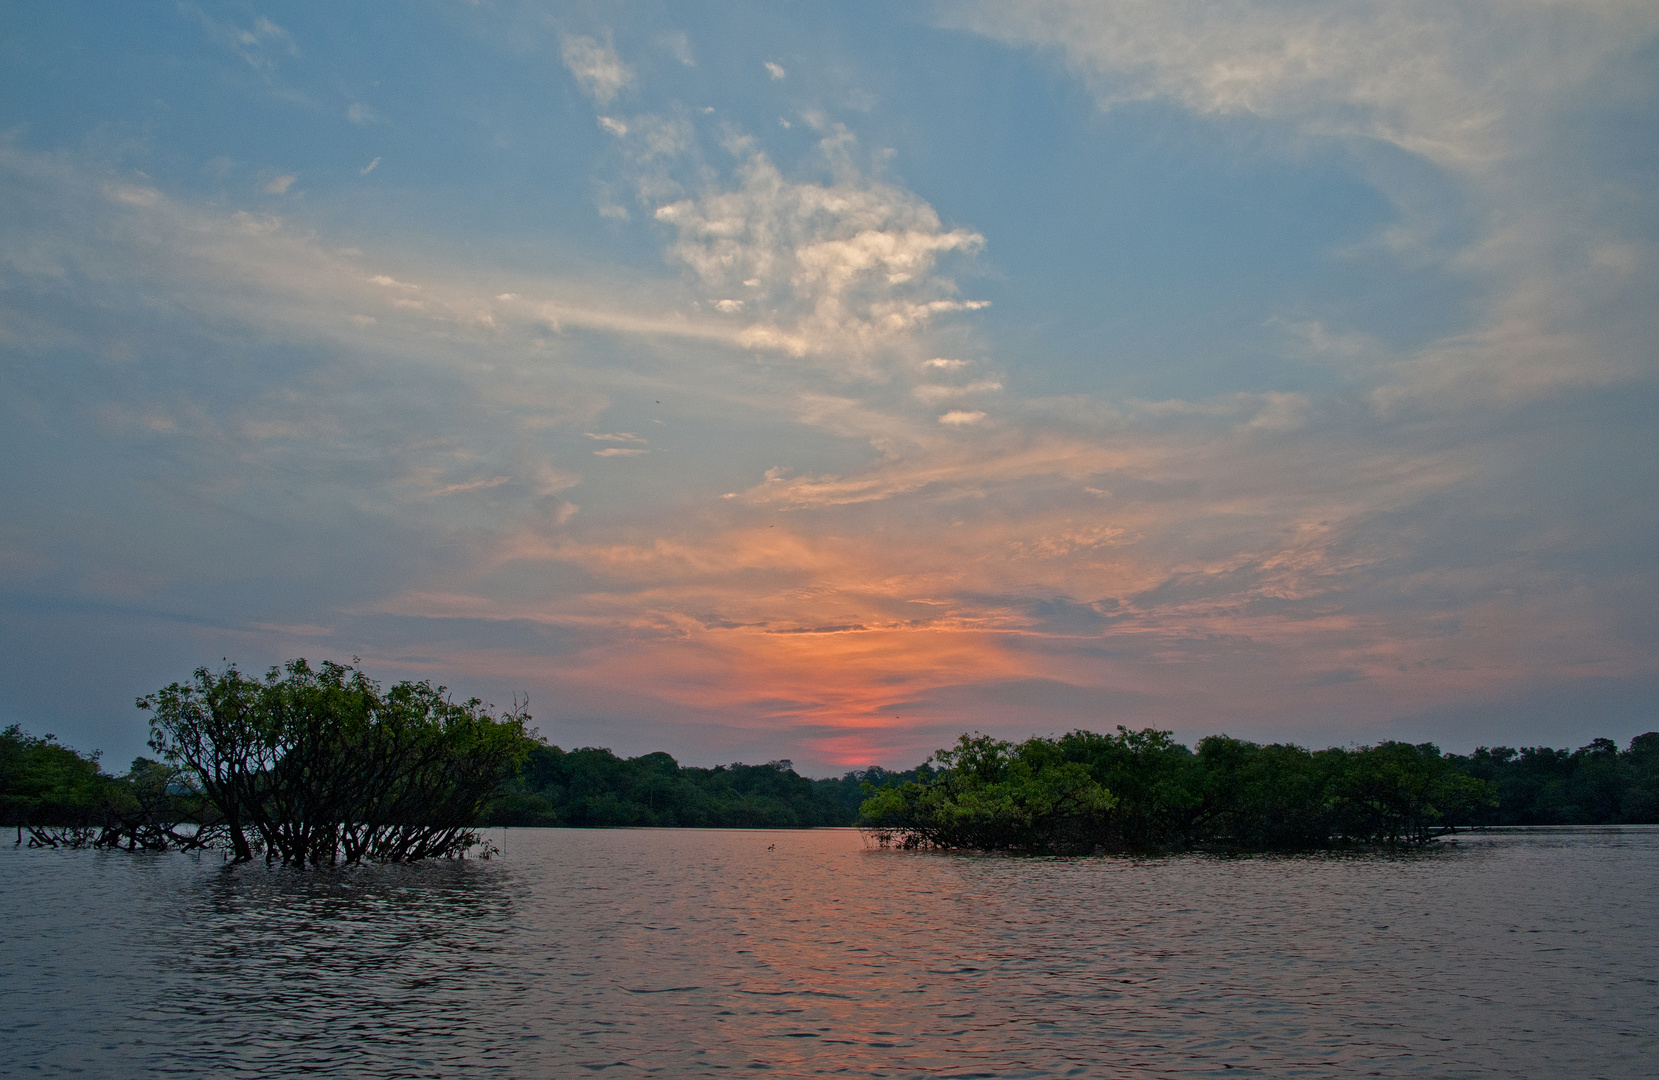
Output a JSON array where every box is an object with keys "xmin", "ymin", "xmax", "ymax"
[{"xmin": 141, "ymin": 659, "xmax": 532, "ymax": 865}]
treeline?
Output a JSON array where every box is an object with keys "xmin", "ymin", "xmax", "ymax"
[
  {"xmin": 0, "ymin": 725, "xmax": 215, "ymax": 851},
  {"xmin": 482, "ymin": 744, "xmax": 922, "ymax": 828},
  {"xmin": 860, "ymin": 729, "xmax": 1659, "ymax": 853},
  {"xmin": 1451, "ymin": 737, "xmax": 1659, "ymax": 825},
  {"xmin": 7, "ymin": 701, "xmax": 1656, "ymax": 854}
]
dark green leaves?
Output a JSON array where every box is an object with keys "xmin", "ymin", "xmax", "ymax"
[
  {"xmin": 140, "ymin": 658, "xmax": 532, "ymax": 865},
  {"xmin": 860, "ymin": 727, "xmax": 1507, "ymax": 854}
]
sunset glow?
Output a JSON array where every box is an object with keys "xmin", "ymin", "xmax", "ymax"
[{"xmin": 2, "ymin": 2, "xmax": 1656, "ymax": 773}]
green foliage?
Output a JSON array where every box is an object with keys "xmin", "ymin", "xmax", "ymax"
[
  {"xmin": 1055, "ymin": 728, "xmax": 1202, "ymax": 848},
  {"xmin": 1, "ymin": 725, "xmax": 221, "ymax": 850},
  {"xmin": 861, "ymin": 728, "xmax": 1508, "ymax": 853},
  {"xmin": 0, "ymin": 725, "xmax": 111, "ymax": 827},
  {"xmin": 860, "ymin": 734, "xmax": 1117, "ymax": 851},
  {"xmin": 1324, "ymin": 742, "xmax": 1496, "ymax": 846},
  {"xmin": 1448, "ymin": 734, "xmax": 1659, "ymax": 824},
  {"xmin": 11, "ymin": 694, "xmax": 1656, "ymax": 860},
  {"xmin": 484, "ymin": 744, "xmax": 859, "ymax": 828},
  {"xmin": 1194, "ymin": 737, "xmax": 1333, "ymax": 849},
  {"xmin": 141, "ymin": 659, "xmax": 532, "ymax": 865}
]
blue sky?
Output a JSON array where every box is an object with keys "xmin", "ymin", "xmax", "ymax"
[{"xmin": 3, "ymin": 1, "xmax": 1657, "ymax": 774}]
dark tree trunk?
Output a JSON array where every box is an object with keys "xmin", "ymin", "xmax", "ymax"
[{"xmin": 228, "ymin": 815, "xmax": 252, "ymax": 863}]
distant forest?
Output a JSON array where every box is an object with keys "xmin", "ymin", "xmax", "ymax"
[
  {"xmin": 477, "ymin": 730, "xmax": 1659, "ymax": 834},
  {"xmin": 481, "ymin": 743, "xmax": 921, "ymax": 829},
  {"xmin": 5, "ymin": 723, "xmax": 1657, "ymax": 843},
  {"xmin": 857, "ymin": 730, "xmax": 1659, "ymax": 853}
]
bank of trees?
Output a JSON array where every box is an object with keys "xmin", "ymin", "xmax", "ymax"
[
  {"xmin": 859, "ymin": 728, "xmax": 1659, "ymax": 853},
  {"xmin": 0, "ymin": 725, "xmax": 218, "ymax": 851},
  {"xmin": 8, "ymin": 687, "xmax": 1656, "ymax": 857},
  {"xmin": 484, "ymin": 744, "xmax": 866, "ymax": 828},
  {"xmin": 1447, "ymin": 735, "xmax": 1659, "ymax": 825}
]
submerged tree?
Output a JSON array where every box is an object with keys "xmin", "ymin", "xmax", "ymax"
[
  {"xmin": 0, "ymin": 725, "xmax": 223, "ymax": 851},
  {"xmin": 141, "ymin": 659, "xmax": 531, "ymax": 866},
  {"xmin": 861, "ymin": 727, "xmax": 1501, "ymax": 854},
  {"xmin": 860, "ymin": 734, "xmax": 1118, "ymax": 853}
]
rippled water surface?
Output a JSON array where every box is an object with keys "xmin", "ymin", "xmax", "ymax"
[{"xmin": 3, "ymin": 826, "xmax": 1655, "ymax": 1077}]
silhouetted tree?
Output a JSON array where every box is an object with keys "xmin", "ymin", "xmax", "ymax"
[{"xmin": 141, "ymin": 659, "xmax": 531, "ymax": 865}]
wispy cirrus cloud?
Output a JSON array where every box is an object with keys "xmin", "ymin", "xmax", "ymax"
[
  {"xmin": 945, "ymin": 0, "xmax": 1659, "ymax": 413},
  {"xmin": 944, "ymin": 0, "xmax": 1655, "ymax": 169}
]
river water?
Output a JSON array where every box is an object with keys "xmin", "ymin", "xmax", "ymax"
[{"xmin": 2, "ymin": 826, "xmax": 1654, "ymax": 1078}]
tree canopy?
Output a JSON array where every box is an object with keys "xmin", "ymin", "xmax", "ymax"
[
  {"xmin": 857, "ymin": 727, "xmax": 1646, "ymax": 853},
  {"xmin": 137, "ymin": 659, "xmax": 532, "ymax": 865},
  {"xmin": 483, "ymin": 744, "xmax": 868, "ymax": 828}
]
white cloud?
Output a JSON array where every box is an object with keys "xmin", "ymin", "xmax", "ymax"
[
  {"xmin": 947, "ymin": 0, "xmax": 1659, "ymax": 413},
  {"xmin": 598, "ymin": 116, "xmax": 629, "ymax": 137},
  {"xmin": 913, "ymin": 379, "xmax": 1002, "ymax": 403},
  {"xmin": 265, "ymin": 174, "xmax": 297, "ymax": 194},
  {"xmin": 653, "ymin": 142, "xmax": 985, "ymax": 366},
  {"xmin": 561, "ymin": 34, "xmax": 634, "ymax": 104},
  {"xmin": 593, "ymin": 446, "xmax": 649, "ymax": 457},
  {"xmin": 765, "ymin": 61, "xmax": 787, "ymax": 80},
  {"xmin": 925, "ymin": 357, "xmax": 967, "ymax": 369},
  {"xmin": 946, "ymin": 0, "xmax": 1658, "ymax": 171},
  {"xmin": 1241, "ymin": 391, "xmax": 1309, "ymax": 432},
  {"xmin": 429, "ymin": 475, "xmax": 511, "ymax": 497},
  {"xmin": 106, "ymin": 183, "xmax": 161, "ymax": 207},
  {"xmin": 359, "ymin": 157, "xmax": 380, "ymax": 176},
  {"xmin": 585, "ymin": 432, "xmax": 649, "ymax": 443},
  {"xmin": 346, "ymin": 103, "xmax": 377, "ymax": 124},
  {"xmin": 938, "ymin": 410, "xmax": 986, "ymax": 425}
]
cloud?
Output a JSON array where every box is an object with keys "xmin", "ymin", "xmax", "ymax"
[
  {"xmin": 359, "ymin": 157, "xmax": 380, "ymax": 176},
  {"xmin": 652, "ymin": 139, "xmax": 986, "ymax": 368},
  {"xmin": 938, "ymin": 410, "xmax": 986, "ymax": 426},
  {"xmin": 765, "ymin": 61, "xmax": 787, "ymax": 80},
  {"xmin": 945, "ymin": 0, "xmax": 1659, "ymax": 413},
  {"xmin": 429, "ymin": 475, "xmax": 512, "ymax": 497},
  {"xmin": 265, "ymin": 174, "xmax": 297, "ymax": 194},
  {"xmin": 914, "ymin": 379, "xmax": 1002, "ymax": 403},
  {"xmin": 561, "ymin": 34, "xmax": 634, "ymax": 104},
  {"xmin": 346, "ymin": 103, "xmax": 377, "ymax": 124},
  {"xmin": 106, "ymin": 183, "xmax": 161, "ymax": 207},
  {"xmin": 187, "ymin": 6, "xmax": 297, "ymax": 72},
  {"xmin": 945, "ymin": 0, "xmax": 1657, "ymax": 170},
  {"xmin": 5, "ymin": 23, "xmax": 1654, "ymax": 777}
]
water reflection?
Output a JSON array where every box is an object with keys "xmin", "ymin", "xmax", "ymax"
[
  {"xmin": 147, "ymin": 860, "xmax": 522, "ymax": 1077},
  {"xmin": 2, "ymin": 827, "xmax": 1656, "ymax": 1077}
]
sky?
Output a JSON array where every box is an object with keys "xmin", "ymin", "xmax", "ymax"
[{"xmin": 2, "ymin": 1, "xmax": 1657, "ymax": 776}]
